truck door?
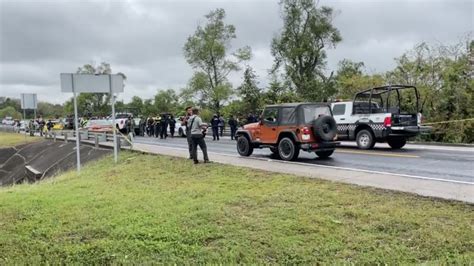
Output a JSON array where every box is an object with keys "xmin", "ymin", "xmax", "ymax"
[{"xmin": 332, "ymin": 103, "xmax": 349, "ymax": 138}]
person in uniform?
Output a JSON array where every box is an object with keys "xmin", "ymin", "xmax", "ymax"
[
  {"xmin": 210, "ymin": 114, "xmax": 220, "ymax": 141},
  {"xmin": 228, "ymin": 115, "xmax": 238, "ymax": 140},
  {"xmin": 160, "ymin": 114, "xmax": 168, "ymax": 139},
  {"xmin": 169, "ymin": 115, "xmax": 176, "ymax": 138}
]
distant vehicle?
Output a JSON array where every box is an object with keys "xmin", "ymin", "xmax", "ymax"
[
  {"xmin": 176, "ymin": 117, "xmax": 187, "ymax": 137},
  {"xmin": 330, "ymin": 85, "xmax": 432, "ymax": 149},
  {"xmin": 19, "ymin": 120, "xmax": 29, "ymax": 132},
  {"xmin": 85, "ymin": 119, "xmax": 113, "ymax": 133},
  {"xmin": 2, "ymin": 116, "xmax": 14, "ymax": 125},
  {"xmin": 112, "ymin": 113, "xmax": 133, "ymax": 134},
  {"xmin": 235, "ymin": 103, "xmax": 339, "ymax": 161}
]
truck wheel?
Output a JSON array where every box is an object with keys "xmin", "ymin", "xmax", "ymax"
[
  {"xmin": 237, "ymin": 136, "xmax": 253, "ymax": 156},
  {"xmin": 278, "ymin": 137, "xmax": 300, "ymax": 161},
  {"xmin": 315, "ymin": 150, "xmax": 334, "ymax": 159},
  {"xmin": 356, "ymin": 129, "xmax": 375, "ymax": 150},
  {"xmin": 387, "ymin": 137, "xmax": 407, "ymax": 149},
  {"xmin": 178, "ymin": 128, "xmax": 184, "ymax": 137}
]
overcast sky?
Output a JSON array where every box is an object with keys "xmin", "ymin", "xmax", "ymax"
[{"xmin": 0, "ymin": 0, "xmax": 472, "ymax": 104}]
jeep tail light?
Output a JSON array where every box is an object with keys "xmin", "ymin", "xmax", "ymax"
[
  {"xmin": 302, "ymin": 127, "xmax": 311, "ymax": 135},
  {"xmin": 383, "ymin": 116, "xmax": 391, "ymax": 127}
]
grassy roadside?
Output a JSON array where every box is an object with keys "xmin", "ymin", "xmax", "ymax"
[
  {"xmin": 0, "ymin": 131, "xmax": 40, "ymax": 148},
  {"xmin": 0, "ymin": 152, "xmax": 472, "ymax": 264}
]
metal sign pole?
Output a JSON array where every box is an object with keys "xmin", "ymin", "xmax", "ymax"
[
  {"xmin": 109, "ymin": 74, "xmax": 118, "ymax": 163},
  {"xmin": 23, "ymin": 109, "xmax": 26, "ymax": 142},
  {"xmin": 72, "ymin": 76, "xmax": 81, "ymax": 172}
]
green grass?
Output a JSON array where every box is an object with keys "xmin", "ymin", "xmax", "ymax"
[
  {"xmin": 0, "ymin": 131, "xmax": 40, "ymax": 148},
  {"xmin": 0, "ymin": 152, "xmax": 472, "ymax": 264}
]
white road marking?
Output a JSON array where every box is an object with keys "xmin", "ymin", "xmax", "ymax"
[{"xmin": 136, "ymin": 142, "xmax": 474, "ymax": 186}]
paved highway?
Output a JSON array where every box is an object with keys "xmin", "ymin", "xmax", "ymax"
[{"xmin": 134, "ymin": 136, "xmax": 474, "ymax": 183}]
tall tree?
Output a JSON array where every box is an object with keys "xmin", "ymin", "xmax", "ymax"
[
  {"xmin": 153, "ymin": 89, "xmax": 179, "ymax": 114},
  {"xmin": 184, "ymin": 8, "xmax": 251, "ymax": 112},
  {"xmin": 335, "ymin": 59, "xmax": 384, "ymax": 99},
  {"xmin": 127, "ymin": 96, "xmax": 144, "ymax": 116},
  {"xmin": 272, "ymin": 0, "xmax": 341, "ymax": 101},
  {"xmin": 237, "ymin": 66, "xmax": 263, "ymax": 114}
]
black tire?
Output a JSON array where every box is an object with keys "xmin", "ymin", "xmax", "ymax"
[
  {"xmin": 387, "ymin": 137, "xmax": 407, "ymax": 149},
  {"xmin": 278, "ymin": 137, "xmax": 300, "ymax": 161},
  {"xmin": 312, "ymin": 115, "xmax": 337, "ymax": 141},
  {"xmin": 315, "ymin": 149, "xmax": 334, "ymax": 159},
  {"xmin": 237, "ymin": 136, "xmax": 253, "ymax": 156},
  {"xmin": 270, "ymin": 147, "xmax": 278, "ymax": 154},
  {"xmin": 178, "ymin": 128, "xmax": 184, "ymax": 137},
  {"xmin": 356, "ymin": 129, "xmax": 375, "ymax": 150}
]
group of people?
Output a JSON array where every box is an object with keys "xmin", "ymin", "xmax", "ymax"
[
  {"xmin": 141, "ymin": 114, "xmax": 177, "ymax": 139},
  {"xmin": 209, "ymin": 114, "xmax": 240, "ymax": 141}
]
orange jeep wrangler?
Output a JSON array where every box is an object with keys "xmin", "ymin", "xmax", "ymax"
[{"xmin": 235, "ymin": 103, "xmax": 339, "ymax": 161}]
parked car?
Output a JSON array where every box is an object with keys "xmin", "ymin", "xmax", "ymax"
[
  {"xmin": 330, "ymin": 85, "xmax": 432, "ymax": 149},
  {"xmin": 85, "ymin": 119, "xmax": 113, "ymax": 133},
  {"xmin": 2, "ymin": 116, "xmax": 14, "ymax": 125},
  {"xmin": 235, "ymin": 103, "xmax": 339, "ymax": 161}
]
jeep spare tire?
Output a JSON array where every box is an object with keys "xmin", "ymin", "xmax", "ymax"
[{"xmin": 312, "ymin": 115, "xmax": 337, "ymax": 141}]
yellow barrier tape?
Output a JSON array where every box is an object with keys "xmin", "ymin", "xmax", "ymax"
[
  {"xmin": 422, "ymin": 118, "xmax": 474, "ymax": 125},
  {"xmin": 113, "ymin": 127, "xmax": 134, "ymax": 147}
]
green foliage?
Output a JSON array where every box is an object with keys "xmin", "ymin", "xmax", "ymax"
[
  {"xmin": 0, "ymin": 106, "xmax": 22, "ymax": 120},
  {"xmin": 153, "ymin": 89, "xmax": 179, "ymax": 114},
  {"xmin": 272, "ymin": 0, "xmax": 341, "ymax": 101},
  {"xmin": 386, "ymin": 40, "xmax": 473, "ymax": 143},
  {"xmin": 263, "ymin": 74, "xmax": 300, "ymax": 104},
  {"xmin": 335, "ymin": 59, "xmax": 385, "ymax": 99},
  {"xmin": 0, "ymin": 152, "xmax": 472, "ymax": 264},
  {"xmin": 184, "ymin": 8, "xmax": 251, "ymax": 112},
  {"xmin": 237, "ymin": 66, "xmax": 263, "ymax": 114}
]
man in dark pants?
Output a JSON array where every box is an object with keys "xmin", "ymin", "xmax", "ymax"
[
  {"xmin": 188, "ymin": 107, "xmax": 209, "ymax": 164},
  {"xmin": 160, "ymin": 114, "xmax": 168, "ymax": 139},
  {"xmin": 218, "ymin": 115, "xmax": 225, "ymax": 137},
  {"xmin": 182, "ymin": 106, "xmax": 193, "ymax": 159},
  {"xmin": 154, "ymin": 117, "xmax": 161, "ymax": 138},
  {"xmin": 210, "ymin": 114, "xmax": 220, "ymax": 141},
  {"xmin": 169, "ymin": 115, "xmax": 176, "ymax": 138},
  {"xmin": 228, "ymin": 115, "xmax": 238, "ymax": 140}
]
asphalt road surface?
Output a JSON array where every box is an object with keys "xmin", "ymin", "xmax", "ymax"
[{"xmin": 134, "ymin": 135, "xmax": 474, "ymax": 184}]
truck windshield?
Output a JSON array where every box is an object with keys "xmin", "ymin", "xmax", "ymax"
[{"xmin": 302, "ymin": 105, "xmax": 331, "ymax": 123}]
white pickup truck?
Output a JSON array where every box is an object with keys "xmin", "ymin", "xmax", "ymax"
[{"xmin": 331, "ymin": 85, "xmax": 431, "ymax": 149}]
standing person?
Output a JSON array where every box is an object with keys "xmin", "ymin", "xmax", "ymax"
[
  {"xmin": 188, "ymin": 108, "xmax": 209, "ymax": 164},
  {"xmin": 154, "ymin": 116, "xmax": 161, "ymax": 138},
  {"xmin": 210, "ymin": 114, "xmax": 220, "ymax": 141},
  {"xmin": 160, "ymin": 114, "xmax": 168, "ymax": 139},
  {"xmin": 169, "ymin": 115, "xmax": 176, "ymax": 138},
  {"xmin": 228, "ymin": 115, "xmax": 238, "ymax": 140},
  {"xmin": 218, "ymin": 115, "xmax": 225, "ymax": 137},
  {"xmin": 182, "ymin": 106, "xmax": 194, "ymax": 159},
  {"xmin": 46, "ymin": 119, "xmax": 53, "ymax": 132},
  {"xmin": 147, "ymin": 117, "xmax": 154, "ymax": 137},
  {"xmin": 29, "ymin": 119, "xmax": 34, "ymax": 136}
]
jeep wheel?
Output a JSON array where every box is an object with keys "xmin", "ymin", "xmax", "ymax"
[
  {"xmin": 387, "ymin": 137, "xmax": 406, "ymax": 149},
  {"xmin": 315, "ymin": 150, "xmax": 334, "ymax": 159},
  {"xmin": 278, "ymin": 137, "xmax": 300, "ymax": 161},
  {"xmin": 356, "ymin": 129, "xmax": 375, "ymax": 150},
  {"xmin": 237, "ymin": 136, "xmax": 253, "ymax": 156}
]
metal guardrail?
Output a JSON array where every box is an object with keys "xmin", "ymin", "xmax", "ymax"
[{"xmin": 44, "ymin": 130, "xmax": 132, "ymax": 149}]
